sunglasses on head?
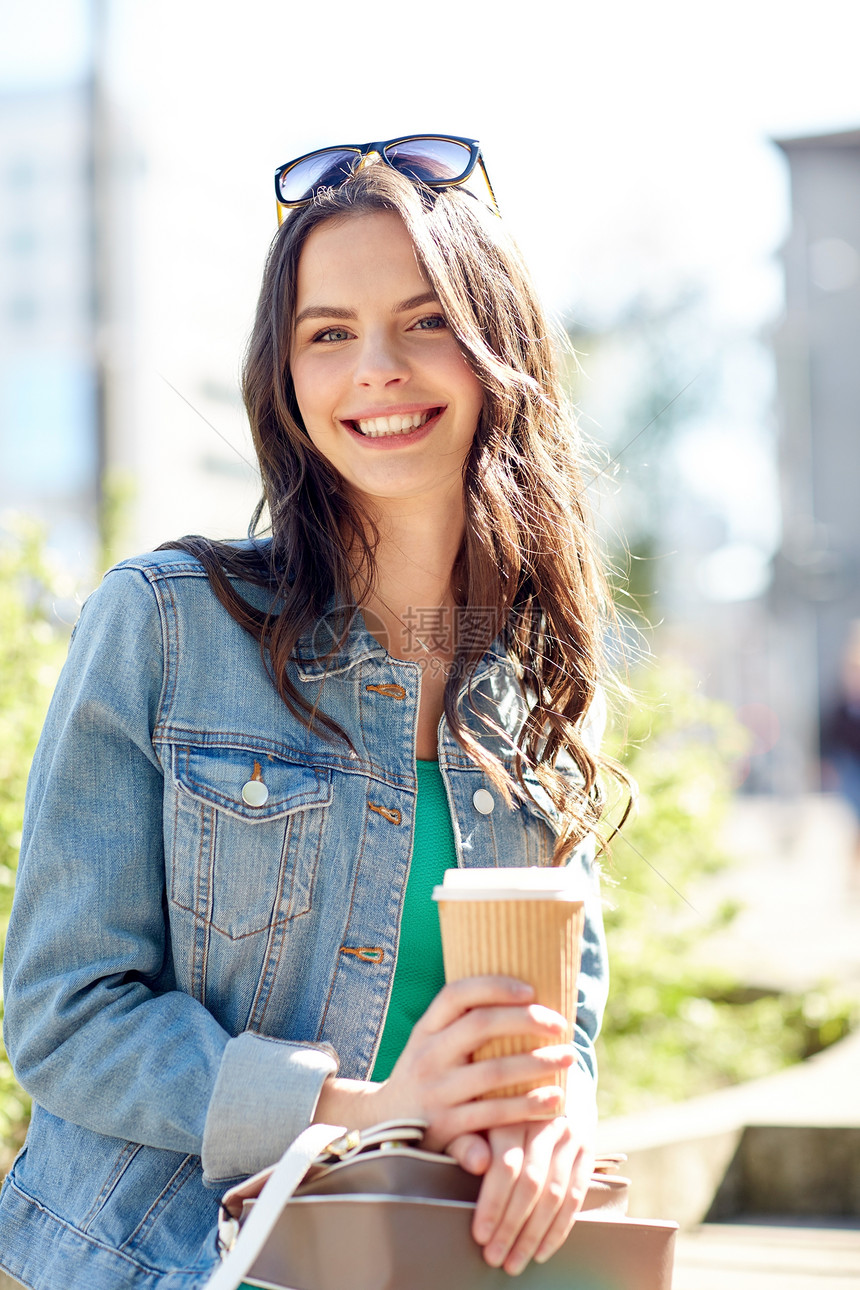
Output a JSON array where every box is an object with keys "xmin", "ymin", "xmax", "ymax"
[{"xmin": 274, "ymin": 134, "xmax": 499, "ymax": 223}]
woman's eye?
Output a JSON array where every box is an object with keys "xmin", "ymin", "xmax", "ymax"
[
  {"xmin": 411, "ymin": 315, "xmax": 448, "ymax": 331},
  {"xmin": 313, "ymin": 327, "xmax": 352, "ymax": 343}
]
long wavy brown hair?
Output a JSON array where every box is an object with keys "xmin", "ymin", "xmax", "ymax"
[{"xmin": 163, "ymin": 165, "xmax": 628, "ymax": 863}]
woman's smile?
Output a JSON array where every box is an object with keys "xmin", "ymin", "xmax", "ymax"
[
  {"xmin": 341, "ymin": 404, "xmax": 446, "ymax": 446},
  {"xmin": 349, "ymin": 406, "xmax": 443, "ymax": 438},
  {"xmin": 289, "ymin": 210, "xmax": 484, "ymax": 502}
]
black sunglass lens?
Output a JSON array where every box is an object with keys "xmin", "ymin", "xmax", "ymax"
[
  {"xmin": 278, "ymin": 149, "xmax": 360, "ymax": 204},
  {"xmin": 384, "ymin": 138, "xmax": 473, "ymax": 184}
]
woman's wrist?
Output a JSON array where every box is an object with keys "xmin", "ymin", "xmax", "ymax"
[{"xmin": 313, "ymin": 1075, "xmax": 383, "ymax": 1129}]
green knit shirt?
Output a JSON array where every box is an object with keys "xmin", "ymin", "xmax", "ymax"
[
  {"xmin": 370, "ymin": 760, "xmax": 455, "ymax": 1081},
  {"xmin": 238, "ymin": 769, "xmax": 455, "ymax": 1289}
]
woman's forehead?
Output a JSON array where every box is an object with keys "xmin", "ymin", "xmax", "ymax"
[{"xmin": 294, "ymin": 211, "xmax": 430, "ymax": 308}]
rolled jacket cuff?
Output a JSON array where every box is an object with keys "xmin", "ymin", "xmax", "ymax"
[{"xmin": 202, "ymin": 1032, "xmax": 339, "ymax": 1185}]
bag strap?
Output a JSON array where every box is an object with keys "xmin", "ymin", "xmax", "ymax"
[{"xmin": 204, "ymin": 1122, "xmax": 347, "ymax": 1290}]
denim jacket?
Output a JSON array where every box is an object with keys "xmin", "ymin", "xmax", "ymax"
[{"xmin": 0, "ymin": 548, "xmax": 608, "ymax": 1290}]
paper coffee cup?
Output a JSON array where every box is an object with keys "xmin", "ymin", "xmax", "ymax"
[{"xmin": 433, "ymin": 868, "xmax": 585, "ymax": 1098}]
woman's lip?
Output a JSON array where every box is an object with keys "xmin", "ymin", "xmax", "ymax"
[
  {"xmin": 340, "ymin": 407, "xmax": 445, "ymax": 447},
  {"xmin": 342, "ymin": 402, "xmax": 444, "ymax": 420}
]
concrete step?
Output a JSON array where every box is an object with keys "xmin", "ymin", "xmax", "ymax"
[
  {"xmin": 596, "ymin": 1030, "xmax": 860, "ymax": 1228},
  {"xmin": 673, "ymin": 1219, "xmax": 860, "ymax": 1289},
  {"xmin": 707, "ymin": 1124, "xmax": 860, "ymax": 1220}
]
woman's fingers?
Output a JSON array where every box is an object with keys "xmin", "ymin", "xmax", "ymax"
[
  {"xmin": 472, "ymin": 1119, "xmax": 590, "ymax": 1276},
  {"xmin": 417, "ymin": 976, "xmax": 535, "ymax": 1033},
  {"xmin": 379, "ymin": 977, "xmax": 573, "ymax": 1149},
  {"xmin": 444, "ymin": 1042, "xmax": 575, "ymax": 1104},
  {"xmin": 422, "ymin": 1084, "xmax": 564, "ymax": 1152},
  {"xmin": 496, "ymin": 1127, "xmax": 582, "ymax": 1273},
  {"xmin": 445, "ymin": 1132, "xmax": 491, "ymax": 1175},
  {"xmin": 439, "ymin": 1003, "xmax": 570, "ymax": 1067},
  {"xmin": 416, "ymin": 978, "xmax": 568, "ymax": 1052},
  {"xmin": 533, "ymin": 1142, "xmax": 593, "ymax": 1264},
  {"xmin": 471, "ymin": 1123, "xmax": 529, "ymax": 1250}
]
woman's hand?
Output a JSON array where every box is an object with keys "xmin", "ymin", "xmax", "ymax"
[
  {"xmin": 447, "ymin": 1067, "xmax": 597, "ymax": 1275},
  {"xmin": 314, "ymin": 976, "xmax": 575, "ymax": 1148}
]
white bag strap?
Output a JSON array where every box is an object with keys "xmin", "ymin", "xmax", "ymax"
[{"xmin": 204, "ymin": 1122, "xmax": 347, "ymax": 1290}]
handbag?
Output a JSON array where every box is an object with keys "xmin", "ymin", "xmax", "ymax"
[{"xmin": 205, "ymin": 1120, "xmax": 677, "ymax": 1290}]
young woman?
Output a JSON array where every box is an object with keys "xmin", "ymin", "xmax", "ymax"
[{"xmin": 0, "ymin": 136, "xmax": 622, "ymax": 1289}]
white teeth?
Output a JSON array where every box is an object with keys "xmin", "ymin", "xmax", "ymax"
[{"xmin": 355, "ymin": 410, "xmax": 436, "ymax": 437}]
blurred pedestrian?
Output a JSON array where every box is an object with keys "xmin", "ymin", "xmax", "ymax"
[{"xmin": 822, "ymin": 619, "xmax": 860, "ymax": 885}]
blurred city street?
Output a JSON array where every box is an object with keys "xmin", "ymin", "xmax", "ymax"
[
  {"xmin": 601, "ymin": 790, "xmax": 860, "ymax": 1286},
  {"xmin": 696, "ymin": 792, "xmax": 860, "ymax": 994},
  {"xmin": 674, "ymin": 1220, "xmax": 860, "ymax": 1289}
]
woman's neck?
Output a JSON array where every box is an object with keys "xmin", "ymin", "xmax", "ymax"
[{"xmin": 359, "ymin": 493, "xmax": 465, "ymax": 661}]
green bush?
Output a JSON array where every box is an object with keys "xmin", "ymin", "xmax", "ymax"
[
  {"xmin": 0, "ymin": 523, "xmax": 69, "ymax": 1170},
  {"xmin": 596, "ymin": 664, "xmax": 858, "ymax": 1116}
]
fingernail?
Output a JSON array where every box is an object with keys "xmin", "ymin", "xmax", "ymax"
[
  {"xmin": 507, "ymin": 1251, "xmax": 528, "ymax": 1275},
  {"xmin": 512, "ymin": 981, "xmax": 533, "ymax": 997},
  {"xmin": 485, "ymin": 1243, "xmax": 506, "ymax": 1267},
  {"xmin": 534, "ymin": 1246, "xmax": 551, "ymax": 1265},
  {"xmin": 465, "ymin": 1145, "xmax": 486, "ymax": 1172},
  {"xmin": 534, "ymin": 1085, "xmax": 563, "ymax": 1106},
  {"xmin": 474, "ymin": 1221, "xmax": 493, "ymax": 1244}
]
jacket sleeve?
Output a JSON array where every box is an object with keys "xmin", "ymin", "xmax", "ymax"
[
  {"xmin": 566, "ymin": 684, "xmax": 609, "ymax": 1085},
  {"xmin": 2, "ymin": 566, "xmax": 337, "ymax": 1187},
  {"xmin": 566, "ymin": 831, "xmax": 608, "ymax": 1084}
]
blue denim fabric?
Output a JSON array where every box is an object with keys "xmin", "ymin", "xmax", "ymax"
[{"xmin": 0, "ymin": 547, "xmax": 608, "ymax": 1289}]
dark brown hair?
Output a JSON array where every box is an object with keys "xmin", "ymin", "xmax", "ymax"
[{"xmin": 164, "ymin": 165, "xmax": 627, "ymax": 862}]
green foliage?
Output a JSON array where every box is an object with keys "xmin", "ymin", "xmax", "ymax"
[
  {"xmin": 98, "ymin": 469, "xmax": 137, "ymax": 574},
  {"xmin": 0, "ymin": 523, "xmax": 69, "ymax": 1170},
  {"xmin": 596, "ymin": 664, "xmax": 858, "ymax": 1116}
]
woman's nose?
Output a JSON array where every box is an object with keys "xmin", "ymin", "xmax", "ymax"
[{"xmin": 353, "ymin": 331, "xmax": 410, "ymax": 387}]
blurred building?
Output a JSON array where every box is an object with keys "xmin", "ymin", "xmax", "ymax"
[
  {"xmin": 772, "ymin": 127, "xmax": 860, "ymax": 787},
  {"xmin": 0, "ymin": 6, "xmax": 259, "ymax": 581},
  {"xmin": 0, "ymin": 80, "xmax": 99, "ymax": 571}
]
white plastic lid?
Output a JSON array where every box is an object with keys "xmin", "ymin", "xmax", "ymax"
[{"xmin": 432, "ymin": 867, "xmax": 586, "ymax": 902}]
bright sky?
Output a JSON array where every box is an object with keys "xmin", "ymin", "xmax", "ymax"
[
  {"xmin": 112, "ymin": 0, "xmax": 860, "ymax": 321},
  {"xmin": 4, "ymin": 0, "xmax": 858, "ymax": 316},
  {"xmin": 3, "ymin": 0, "xmax": 860, "ymax": 569}
]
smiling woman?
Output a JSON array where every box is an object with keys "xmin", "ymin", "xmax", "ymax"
[{"xmin": 0, "ymin": 153, "xmax": 630, "ymax": 1289}]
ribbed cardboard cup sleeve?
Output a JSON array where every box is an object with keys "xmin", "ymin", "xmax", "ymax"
[{"xmin": 434, "ymin": 884, "xmax": 584, "ymax": 1099}]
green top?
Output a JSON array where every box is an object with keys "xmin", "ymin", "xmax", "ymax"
[{"xmin": 370, "ymin": 760, "xmax": 456, "ymax": 1081}]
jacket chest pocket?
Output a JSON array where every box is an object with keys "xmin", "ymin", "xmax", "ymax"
[{"xmin": 167, "ymin": 745, "xmax": 332, "ymax": 940}]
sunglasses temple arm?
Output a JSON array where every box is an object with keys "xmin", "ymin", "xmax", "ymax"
[{"xmin": 475, "ymin": 157, "xmax": 501, "ymax": 215}]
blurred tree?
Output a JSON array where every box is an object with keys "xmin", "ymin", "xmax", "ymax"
[
  {"xmin": 597, "ymin": 664, "xmax": 857, "ymax": 1116},
  {"xmin": 0, "ymin": 524, "xmax": 68, "ymax": 1170},
  {"xmin": 564, "ymin": 288, "xmax": 714, "ymax": 614},
  {"xmin": 98, "ymin": 468, "xmax": 137, "ymax": 573}
]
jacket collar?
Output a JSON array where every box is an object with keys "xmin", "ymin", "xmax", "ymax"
[
  {"xmin": 293, "ymin": 602, "xmax": 388, "ymax": 678},
  {"xmin": 293, "ymin": 598, "xmax": 511, "ymax": 696}
]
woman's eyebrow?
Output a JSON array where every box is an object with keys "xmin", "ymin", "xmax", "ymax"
[
  {"xmin": 294, "ymin": 304, "xmax": 357, "ymax": 326},
  {"xmin": 396, "ymin": 291, "xmax": 439, "ymax": 312},
  {"xmin": 294, "ymin": 292, "xmax": 440, "ymax": 328}
]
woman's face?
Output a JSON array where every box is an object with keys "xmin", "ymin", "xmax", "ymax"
[{"xmin": 289, "ymin": 210, "xmax": 484, "ymax": 510}]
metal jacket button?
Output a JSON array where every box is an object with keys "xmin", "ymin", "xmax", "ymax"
[
  {"xmin": 242, "ymin": 760, "xmax": 269, "ymax": 807},
  {"xmin": 472, "ymin": 789, "xmax": 495, "ymax": 815},
  {"xmin": 242, "ymin": 780, "xmax": 269, "ymax": 807}
]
